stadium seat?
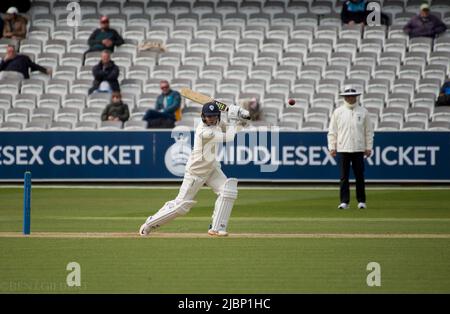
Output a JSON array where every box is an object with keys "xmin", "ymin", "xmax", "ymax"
[
  {"xmin": 428, "ymin": 121, "xmax": 450, "ymax": 131},
  {"xmin": 225, "ymin": 66, "xmax": 249, "ymax": 84},
  {"xmin": 386, "ymin": 93, "xmax": 410, "ymax": 110},
  {"xmin": 20, "ymin": 79, "xmax": 44, "ymax": 95},
  {"xmin": 15, "ymin": 94, "xmax": 37, "ymax": 111},
  {"xmin": 199, "ymin": 65, "xmax": 223, "ymax": 84},
  {"xmin": 74, "ymin": 121, "xmax": 98, "ymax": 130},
  {"xmin": 432, "ymin": 107, "xmax": 450, "ymax": 122},
  {"xmin": 401, "ymin": 121, "xmax": 426, "ymax": 131},
  {"xmin": 363, "ymin": 25, "xmax": 387, "ymax": 44},
  {"xmin": 230, "ymin": 52, "xmax": 253, "ymax": 68},
  {"xmin": 354, "ymin": 52, "xmax": 377, "ymax": 73},
  {"xmin": 99, "ymin": 121, "xmax": 123, "ymax": 130},
  {"xmin": 292, "ymin": 79, "xmax": 314, "ymax": 101},
  {"xmin": 0, "ymin": 79, "xmax": 21, "ymax": 96},
  {"xmin": 199, "ymin": 13, "xmax": 222, "ymax": 28},
  {"xmin": 147, "ymin": 26, "xmax": 170, "ymax": 43},
  {"xmin": 412, "ymin": 92, "xmax": 436, "ymax": 113},
  {"xmin": 216, "ymin": 1, "xmax": 238, "ymax": 16},
  {"xmin": 0, "ymin": 121, "xmax": 22, "ymax": 131},
  {"xmin": 377, "ymin": 121, "xmax": 401, "ymax": 131},
  {"xmin": 19, "ymin": 39, "xmax": 43, "ymax": 58},
  {"xmin": 379, "ymin": 52, "xmax": 402, "ymax": 73},
  {"xmin": 0, "ymin": 94, "xmax": 12, "ymax": 111},
  {"xmin": 50, "ymin": 121, "xmax": 73, "ymax": 130},
  {"xmin": 311, "ymin": 94, "xmax": 334, "ymax": 112},
  {"xmin": 406, "ymin": 107, "xmax": 430, "ymax": 126},
  {"xmin": 291, "ymin": 25, "xmax": 314, "ymax": 49},
  {"xmin": 194, "ymin": 24, "xmax": 218, "ymax": 43},
  {"xmin": 360, "ymin": 39, "xmax": 383, "ymax": 58},
  {"xmin": 301, "ymin": 121, "xmax": 325, "ymax": 131},
  {"xmin": 87, "ymin": 93, "xmax": 110, "ymax": 109},
  {"xmin": 348, "ymin": 65, "xmax": 371, "ymax": 83},
  {"xmin": 235, "ymin": 38, "xmax": 258, "ymax": 59},
  {"xmin": 418, "ymin": 79, "xmax": 442, "ymax": 96}
]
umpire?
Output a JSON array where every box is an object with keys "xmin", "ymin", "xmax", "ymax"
[{"xmin": 327, "ymin": 86, "xmax": 374, "ymax": 209}]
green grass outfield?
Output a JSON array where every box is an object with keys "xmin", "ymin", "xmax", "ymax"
[{"xmin": 0, "ymin": 186, "xmax": 449, "ymax": 293}]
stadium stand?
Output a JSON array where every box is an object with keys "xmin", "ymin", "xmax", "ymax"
[{"xmin": 0, "ymin": 0, "xmax": 449, "ymax": 131}]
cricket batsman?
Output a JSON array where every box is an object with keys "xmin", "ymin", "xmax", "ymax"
[{"xmin": 139, "ymin": 102, "xmax": 249, "ymax": 237}]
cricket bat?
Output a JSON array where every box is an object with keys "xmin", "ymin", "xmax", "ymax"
[{"xmin": 180, "ymin": 87, "xmax": 229, "ymax": 112}]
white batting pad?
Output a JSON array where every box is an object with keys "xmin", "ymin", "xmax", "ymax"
[
  {"xmin": 141, "ymin": 200, "xmax": 196, "ymax": 234},
  {"xmin": 211, "ymin": 178, "xmax": 238, "ymax": 232}
]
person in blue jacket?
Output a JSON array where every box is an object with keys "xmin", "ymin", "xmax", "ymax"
[
  {"xmin": 143, "ymin": 80, "xmax": 181, "ymax": 128},
  {"xmin": 436, "ymin": 80, "xmax": 450, "ymax": 107}
]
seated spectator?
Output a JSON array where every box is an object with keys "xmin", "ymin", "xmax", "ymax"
[
  {"xmin": 436, "ymin": 80, "xmax": 450, "ymax": 107},
  {"xmin": 2, "ymin": 7, "xmax": 27, "ymax": 40},
  {"xmin": 84, "ymin": 16, "xmax": 124, "ymax": 63},
  {"xmin": 0, "ymin": 44, "xmax": 51, "ymax": 80},
  {"xmin": 101, "ymin": 92, "xmax": 130, "ymax": 123},
  {"xmin": 143, "ymin": 80, "xmax": 181, "ymax": 128},
  {"xmin": 240, "ymin": 97, "xmax": 261, "ymax": 121},
  {"xmin": 403, "ymin": 4, "xmax": 447, "ymax": 38},
  {"xmin": 341, "ymin": 0, "xmax": 368, "ymax": 25},
  {"xmin": 341, "ymin": 0, "xmax": 390, "ymax": 26},
  {"xmin": 88, "ymin": 50, "xmax": 120, "ymax": 95}
]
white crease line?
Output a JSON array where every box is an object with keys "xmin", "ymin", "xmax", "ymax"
[
  {"xmin": 1, "ymin": 232, "xmax": 449, "ymax": 239},
  {"xmin": 2, "ymin": 216, "xmax": 450, "ymax": 222}
]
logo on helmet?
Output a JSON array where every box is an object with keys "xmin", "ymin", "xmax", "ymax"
[{"xmin": 209, "ymin": 105, "xmax": 214, "ymax": 111}]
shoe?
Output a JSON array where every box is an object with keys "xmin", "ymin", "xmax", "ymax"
[
  {"xmin": 139, "ymin": 223, "xmax": 149, "ymax": 236},
  {"xmin": 139, "ymin": 216, "xmax": 152, "ymax": 236},
  {"xmin": 338, "ymin": 203, "xmax": 349, "ymax": 209},
  {"xmin": 358, "ymin": 202, "xmax": 366, "ymax": 209},
  {"xmin": 208, "ymin": 229, "xmax": 229, "ymax": 237}
]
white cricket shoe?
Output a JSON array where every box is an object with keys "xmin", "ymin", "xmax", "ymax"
[
  {"xmin": 208, "ymin": 229, "xmax": 229, "ymax": 237},
  {"xmin": 139, "ymin": 216, "xmax": 152, "ymax": 236},
  {"xmin": 338, "ymin": 203, "xmax": 349, "ymax": 209},
  {"xmin": 358, "ymin": 202, "xmax": 367, "ymax": 209}
]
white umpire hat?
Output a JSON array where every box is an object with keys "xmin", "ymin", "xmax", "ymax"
[
  {"xmin": 340, "ymin": 85, "xmax": 361, "ymax": 96},
  {"xmin": 7, "ymin": 7, "xmax": 19, "ymax": 14}
]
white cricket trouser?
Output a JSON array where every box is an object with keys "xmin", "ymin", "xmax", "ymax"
[
  {"xmin": 176, "ymin": 168, "xmax": 227, "ymax": 202},
  {"xmin": 141, "ymin": 168, "xmax": 236, "ymax": 234}
]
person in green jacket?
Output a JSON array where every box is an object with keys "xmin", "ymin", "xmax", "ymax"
[
  {"xmin": 83, "ymin": 15, "xmax": 124, "ymax": 64},
  {"xmin": 101, "ymin": 92, "xmax": 130, "ymax": 123}
]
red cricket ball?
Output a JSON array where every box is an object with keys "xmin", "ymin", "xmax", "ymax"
[{"xmin": 288, "ymin": 98, "xmax": 296, "ymax": 106}]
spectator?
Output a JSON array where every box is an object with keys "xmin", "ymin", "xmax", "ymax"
[
  {"xmin": 0, "ymin": 44, "xmax": 51, "ymax": 80},
  {"xmin": 240, "ymin": 97, "xmax": 261, "ymax": 121},
  {"xmin": 101, "ymin": 92, "xmax": 130, "ymax": 123},
  {"xmin": 341, "ymin": 0, "xmax": 390, "ymax": 26},
  {"xmin": 403, "ymin": 4, "xmax": 447, "ymax": 38},
  {"xmin": 143, "ymin": 80, "xmax": 181, "ymax": 128},
  {"xmin": 436, "ymin": 80, "xmax": 450, "ymax": 107},
  {"xmin": 88, "ymin": 50, "xmax": 120, "ymax": 95},
  {"xmin": 84, "ymin": 16, "xmax": 124, "ymax": 63},
  {"xmin": 2, "ymin": 7, "xmax": 27, "ymax": 40},
  {"xmin": 341, "ymin": 0, "xmax": 367, "ymax": 25}
]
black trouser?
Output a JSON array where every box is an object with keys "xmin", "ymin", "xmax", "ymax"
[
  {"xmin": 339, "ymin": 152, "xmax": 366, "ymax": 204},
  {"xmin": 436, "ymin": 95, "xmax": 450, "ymax": 107}
]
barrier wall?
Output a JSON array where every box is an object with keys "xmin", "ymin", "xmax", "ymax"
[{"xmin": 0, "ymin": 131, "xmax": 449, "ymax": 182}]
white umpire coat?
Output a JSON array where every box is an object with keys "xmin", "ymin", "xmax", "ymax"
[{"xmin": 327, "ymin": 103, "xmax": 374, "ymax": 153}]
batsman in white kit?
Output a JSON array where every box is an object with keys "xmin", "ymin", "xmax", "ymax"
[{"xmin": 139, "ymin": 102, "xmax": 249, "ymax": 237}]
